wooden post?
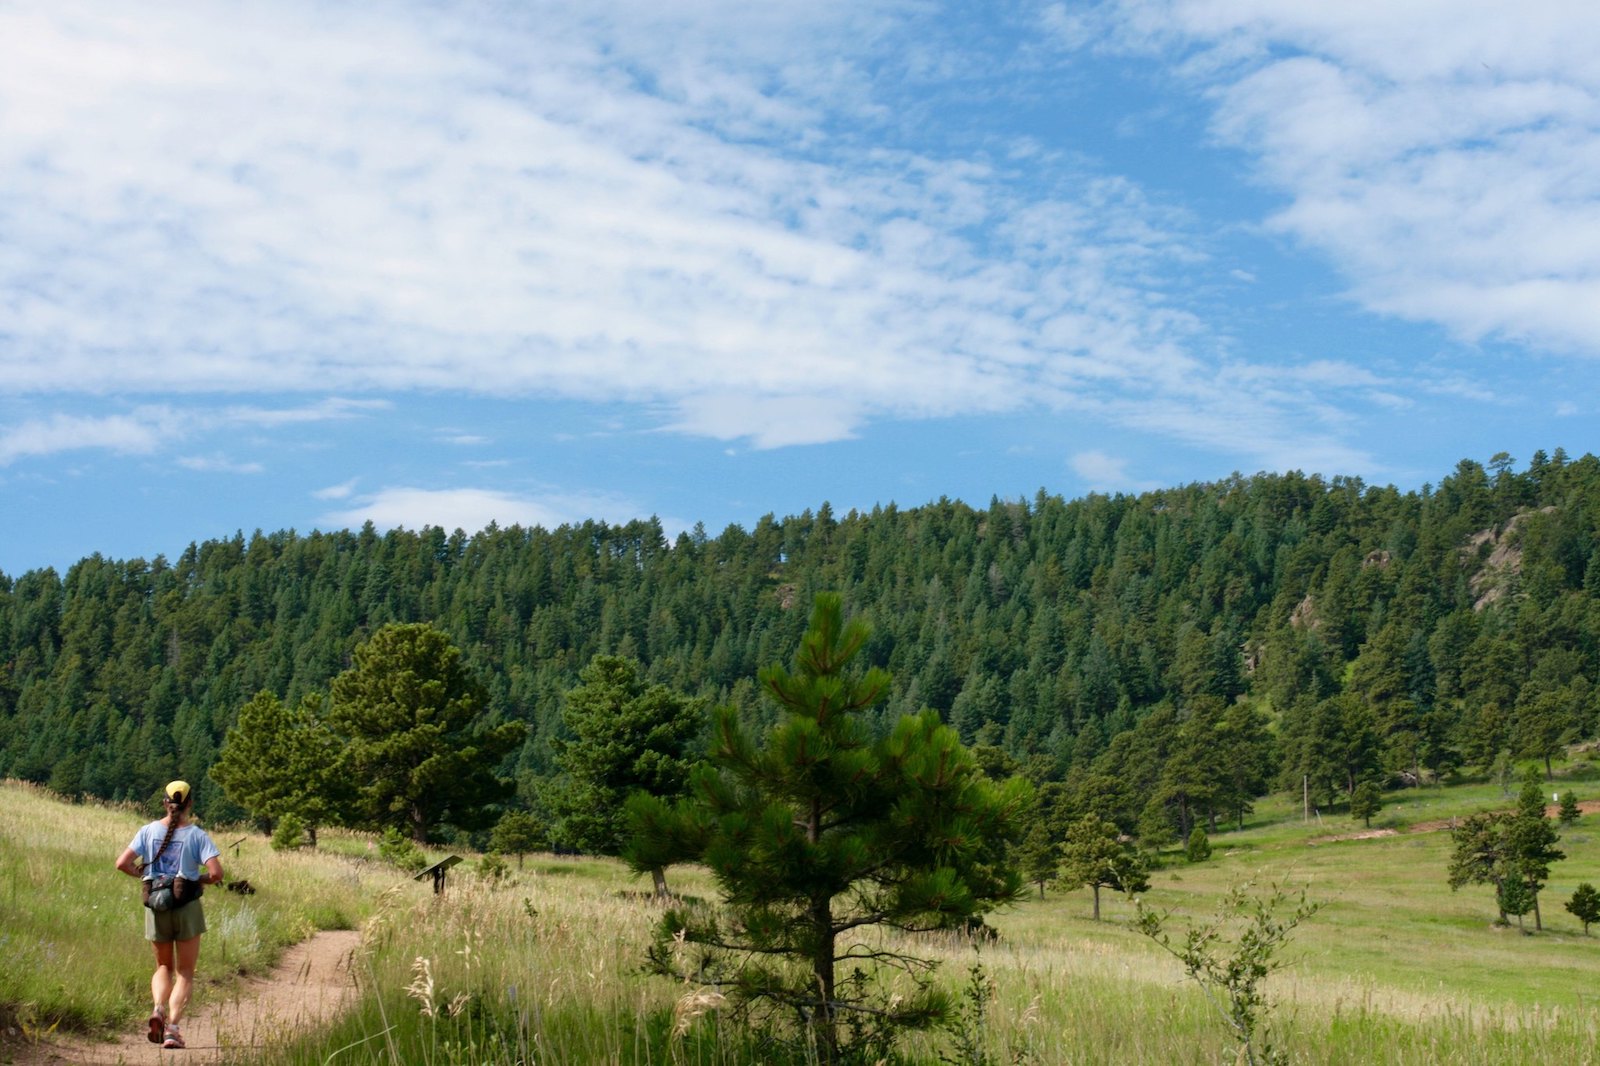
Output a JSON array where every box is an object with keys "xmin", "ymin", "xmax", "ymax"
[{"xmin": 414, "ymin": 855, "xmax": 462, "ymax": 896}]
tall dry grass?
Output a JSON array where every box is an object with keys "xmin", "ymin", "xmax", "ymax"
[
  {"xmin": 11, "ymin": 776, "xmax": 1600, "ymax": 1063},
  {"xmin": 257, "ymin": 847, "xmax": 1600, "ymax": 1065}
]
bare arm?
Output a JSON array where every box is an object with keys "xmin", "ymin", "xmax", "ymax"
[
  {"xmin": 114, "ymin": 846, "xmax": 142, "ymax": 878},
  {"xmin": 202, "ymin": 855, "xmax": 223, "ymax": 886}
]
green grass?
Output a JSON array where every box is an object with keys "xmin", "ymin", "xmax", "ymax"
[{"xmin": 9, "ymin": 766, "xmax": 1600, "ymax": 1063}]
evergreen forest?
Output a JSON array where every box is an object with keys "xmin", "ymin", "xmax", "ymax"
[{"xmin": 4, "ymin": 449, "xmax": 1600, "ymax": 844}]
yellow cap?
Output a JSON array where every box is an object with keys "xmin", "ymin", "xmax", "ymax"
[{"xmin": 164, "ymin": 780, "xmax": 192, "ymax": 805}]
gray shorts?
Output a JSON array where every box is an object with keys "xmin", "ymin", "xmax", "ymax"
[{"xmin": 144, "ymin": 899, "xmax": 207, "ymax": 943}]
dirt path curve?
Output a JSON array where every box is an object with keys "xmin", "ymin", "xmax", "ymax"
[{"xmin": 15, "ymin": 929, "xmax": 362, "ymax": 1066}]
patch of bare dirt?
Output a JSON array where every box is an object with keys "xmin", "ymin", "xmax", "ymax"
[
  {"xmin": 1308, "ymin": 828, "xmax": 1398, "ymax": 845},
  {"xmin": 10, "ymin": 929, "xmax": 361, "ymax": 1066},
  {"xmin": 1309, "ymin": 799, "xmax": 1600, "ymax": 844}
]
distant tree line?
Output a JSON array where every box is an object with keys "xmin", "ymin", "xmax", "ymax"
[{"xmin": 2, "ymin": 449, "xmax": 1600, "ymax": 846}]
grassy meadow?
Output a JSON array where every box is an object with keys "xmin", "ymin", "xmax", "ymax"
[{"xmin": 6, "ymin": 766, "xmax": 1600, "ymax": 1063}]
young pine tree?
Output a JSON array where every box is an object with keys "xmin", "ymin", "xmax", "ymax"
[
  {"xmin": 212, "ymin": 690, "xmax": 347, "ymax": 845},
  {"xmin": 1349, "ymin": 780, "xmax": 1382, "ymax": 828},
  {"xmin": 1566, "ymin": 882, "xmax": 1600, "ymax": 935},
  {"xmin": 1057, "ymin": 813, "xmax": 1149, "ymax": 920},
  {"xmin": 1013, "ymin": 818, "xmax": 1060, "ymax": 899},
  {"xmin": 1508, "ymin": 765, "xmax": 1565, "ymax": 931},
  {"xmin": 625, "ymin": 594, "xmax": 1030, "ymax": 1064},
  {"xmin": 546, "ymin": 655, "xmax": 701, "ymax": 895}
]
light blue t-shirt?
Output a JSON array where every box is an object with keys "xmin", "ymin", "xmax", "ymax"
[{"xmin": 129, "ymin": 821, "xmax": 220, "ymax": 882}]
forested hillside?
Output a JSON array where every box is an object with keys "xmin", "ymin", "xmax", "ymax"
[{"xmin": 3, "ymin": 450, "xmax": 1598, "ymax": 837}]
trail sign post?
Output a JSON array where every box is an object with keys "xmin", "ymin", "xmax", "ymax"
[{"xmin": 414, "ymin": 854, "xmax": 462, "ymax": 895}]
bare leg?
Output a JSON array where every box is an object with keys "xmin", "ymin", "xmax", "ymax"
[
  {"xmin": 150, "ymin": 941, "xmax": 175, "ymax": 1015},
  {"xmin": 169, "ymin": 936, "xmax": 202, "ymax": 1023}
]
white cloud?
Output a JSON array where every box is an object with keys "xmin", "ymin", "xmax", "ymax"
[
  {"xmin": 440, "ymin": 434, "xmax": 489, "ymax": 446},
  {"xmin": 177, "ymin": 454, "xmax": 264, "ymax": 474},
  {"xmin": 1105, "ymin": 0, "xmax": 1600, "ymax": 355},
  {"xmin": 1069, "ymin": 449, "xmax": 1166, "ymax": 493},
  {"xmin": 667, "ymin": 394, "xmax": 865, "ymax": 449},
  {"xmin": 318, "ymin": 486, "xmax": 643, "ymax": 535},
  {"xmin": 1071, "ymin": 449, "xmax": 1130, "ymax": 486},
  {"xmin": 0, "ymin": 0, "xmax": 1520, "ymax": 477},
  {"xmin": 0, "ymin": 398, "xmax": 385, "ymax": 466},
  {"xmin": 0, "ymin": 408, "xmax": 181, "ymax": 465},
  {"xmin": 228, "ymin": 399, "xmax": 391, "ymax": 427},
  {"xmin": 312, "ymin": 478, "xmax": 359, "ymax": 500},
  {"xmin": 0, "ymin": 0, "xmax": 1297, "ymax": 458}
]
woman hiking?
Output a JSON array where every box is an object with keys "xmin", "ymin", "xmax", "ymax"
[{"xmin": 114, "ymin": 780, "xmax": 223, "ymax": 1050}]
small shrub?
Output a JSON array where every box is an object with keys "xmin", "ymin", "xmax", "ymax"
[
  {"xmin": 270, "ymin": 813, "xmax": 307, "ymax": 851},
  {"xmin": 1185, "ymin": 827, "xmax": 1212, "ymax": 864},
  {"xmin": 378, "ymin": 827, "xmax": 428, "ymax": 873},
  {"xmin": 1136, "ymin": 879, "xmax": 1321, "ymax": 1066},
  {"xmin": 479, "ymin": 851, "xmax": 510, "ymax": 883},
  {"xmin": 938, "ymin": 963, "xmax": 1006, "ymax": 1066}
]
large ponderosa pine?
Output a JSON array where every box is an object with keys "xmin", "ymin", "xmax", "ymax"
[
  {"xmin": 625, "ymin": 594, "xmax": 1029, "ymax": 1064},
  {"xmin": 327, "ymin": 623, "xmax": 525, "ymax": 842}
]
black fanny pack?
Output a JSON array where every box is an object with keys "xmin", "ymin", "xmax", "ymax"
[{"xmin": 143, "ymin": 875, "xmax": 203, "ymax": 912}]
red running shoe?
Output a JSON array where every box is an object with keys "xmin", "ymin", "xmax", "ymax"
[
  {"xmin": 162, "ymin": 1022, "xmax": 185, "ymax": 1050},
  {"xmin": 146, "ymin": 1006, "xmax": 166, "ymax": 1044}
]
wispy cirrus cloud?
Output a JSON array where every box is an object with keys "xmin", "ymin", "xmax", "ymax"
[
  {"xmin": 312, "ymin": 478, "xmax": 359, "ymax": 501},
  {"xmin": 0, "ymin": 398, "xmax": 383, "ymax": 465},
  {"xmin": 177, "ymin": 454, "xmax": 264, "ymax": 474},
  {"xmin": 0, "ymin": 0, "xmax": 1381, "ymax": 472}
]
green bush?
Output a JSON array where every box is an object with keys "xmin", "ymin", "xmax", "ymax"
[
  {"xmin": 479, "ymin": 850, "xmax": 510, "ymax": 883},
  {"xmin": 1185, "ymin": 827, "xmax": 1213, "ymax": 864},
  {"xmin": 378, "ymin": 827, "xmax": 428, "ymax": 873},
  {"xmin": 270, "ymin": 813, "xmax": 307, "ymax": 851}
]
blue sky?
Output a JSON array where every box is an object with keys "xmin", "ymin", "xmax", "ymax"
[{"xmin": 3, "ymin": 1, "xmax": 1598, "ymax": 576}]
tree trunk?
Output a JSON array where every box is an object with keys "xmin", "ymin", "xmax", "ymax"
[
  {"xmin": 1533, "ymin": 893, "xmax": 1543, "ymax": 931},
  {"xmin": 411, "ymin": 805, "xmax": 428, "ymax": 844},
  {"xmin": 308, "ymin": 824, "xmax": 319, "ymax": 848},
  {"xmin": 810, "ymin": 896, "xmax": 837, "ymax": 1063},
  {"xmin": 651, "ymin": 865, "xmax": 670, "ymax": 898},
  {"xmin": 1091, "ymin": 883, "xmax": 1101, "ymax": 921},
  {"xmin": 805, "ymin": 795, "xmax": 836, "ymax": 1063}
]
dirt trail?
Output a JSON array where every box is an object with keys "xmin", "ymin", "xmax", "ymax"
[{"xmin": 13, "ymin": 929, "xmax": 362, "ymax": 1066}]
